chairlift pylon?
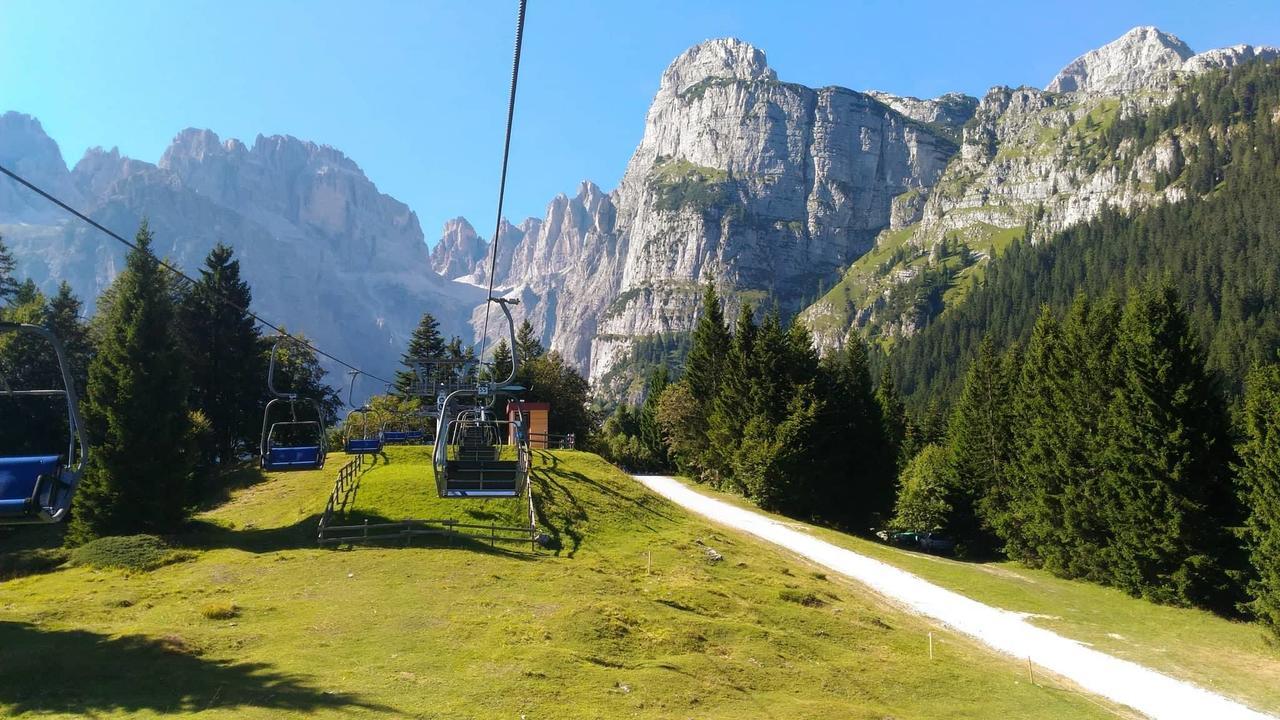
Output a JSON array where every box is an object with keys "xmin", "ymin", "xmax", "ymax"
[
  {"xmin": 260, "ymin": 336, "xmax": 328, "ymax": 471},
  {"xmin": 0, "ymin": 322, "xmax": 89, "ymax": 523}
]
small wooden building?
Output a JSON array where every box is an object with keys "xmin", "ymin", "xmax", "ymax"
[{"xmin": 507, "ymin": 400, "xmax": 550, "ymax": 449}]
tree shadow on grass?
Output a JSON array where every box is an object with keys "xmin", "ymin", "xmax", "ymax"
[{"xmin": 0, "ymin": 621, "xmax": 393, "ymax": 716}]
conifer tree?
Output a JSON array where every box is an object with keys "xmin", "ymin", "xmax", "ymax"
[
  {"xmin": 515, "ymin": 319, "xmax": 544, "ymax": 362},
  {"xmin": 179, "ymin": 244, "xmax": 261, "ymax": 468},
  {"xmin": 395, "ymin": 312, "xmax": 448, "ymax": 395},
  {"xmin": 875, "ymin": 367, "xmax": 908, "ymax": 471},
  {"xmin": 0, "ymin": 235, "xmax": 18, "ymax": 304},
  {"xmin": 1004, "ymin": 307, "xmax": 1066, "ymax": 566},
  {"xmin": 820, "ymin": 336, "xmax": 892, "ymax": 530},
  {"xmin": 637, "ymin": 365, "xmax": 669, "ymax": 467},
  {"xmin": 1099, "ymin": 283, "xmax": 1238, "ymax": 608},
  {"xmin": 1238, "ymin": 361, "xmax": 1280, "ymax": 634},
  {"xmin": 945, "ymin": 336, "xmax": 1015, "ymax": 555},
  {"xmin": 490, "ymin": 338, "xmax": 513, "ymax": 381},
  {"xmin": 47, "ymin": 282, "xmax": 92, "ymax": 398},
  {"xmin": 68, "ymin": 222, "xmax": 194, "ymax": 544},
  {"xmin": 678, "ymin": 281, "xmax": 730, "ymax": 479},
  {"xmin": 705, "ymin": 304, "xmax": 757, "ymax": 485}
]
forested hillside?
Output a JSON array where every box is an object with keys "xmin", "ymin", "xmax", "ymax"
[{"xmin": 889, "ymin": 59, "xmax": 1280, "ymax": 406}]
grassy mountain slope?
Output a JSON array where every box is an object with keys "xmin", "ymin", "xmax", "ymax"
[
  {"xmin": 0, "ymin": 448, "xmax": 1120, "ymax": 719},
  {"xmin": 677, "ymin": 477, "xmax": 1280, "ymax": 715}
]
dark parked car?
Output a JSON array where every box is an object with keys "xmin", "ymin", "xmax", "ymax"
[{"xmin": 886, "ymin": 530, "xmax": 956, "ymax": 555}]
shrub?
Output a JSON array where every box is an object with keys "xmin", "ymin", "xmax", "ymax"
[{"xmin": 68, "ymin": 534, "xmax": 190, "ymax": 571}]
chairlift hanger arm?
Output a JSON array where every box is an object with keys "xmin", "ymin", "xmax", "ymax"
[{"xmin": 0, "ymin": 322, "xmax": 89, "ymax": 475}]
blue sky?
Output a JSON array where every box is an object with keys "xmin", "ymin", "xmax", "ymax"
[{"xmin": 2, "ymin": 0, "xmax": 1277, "ymax": 246}]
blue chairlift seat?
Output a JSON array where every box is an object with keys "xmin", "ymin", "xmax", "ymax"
[
  {"xmin": 344, "ymin": 437, "xmax": 382, "ymax": 454},
  {"xmin": 264, "ymin": 445, "xmax": 324, "ymax": 470},
  {"xmin": 0, "ymin": 455, "xmax": 64, "ymax": 520}
]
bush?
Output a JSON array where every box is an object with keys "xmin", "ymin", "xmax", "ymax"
[
  {"xmin": 200, "ymin": 601, "xmax": 239, "ymax": 620},
  {"xmin": 68, "ymin": 534, "xmax": 190, "ymax": 571}
]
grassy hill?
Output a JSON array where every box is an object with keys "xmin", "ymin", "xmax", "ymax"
[
  {"xmin": 675, "ymin": 477, "xmax": 1280, "ymax": 716},
  {"xmin": 0, "ymin": 448, "xmax": 1126, "ymax": 719}
]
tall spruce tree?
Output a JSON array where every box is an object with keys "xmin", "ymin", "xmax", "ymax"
[
  {"xmin": 637, "ymin": 365, "xmax": 669, "ymax": 467},
  {"xmin": 820, "ymin": 336, "xmax": 892, "ymax": 530},
  {"xmin": 1238, "ymin": 360, "xmax": 1280, "ymax": 634},
  {"xmin": 68, "ymin": 222, "xmax": 194, "ymax": 544},
  {"xmin": 679, "ymin": 281, "xmax": 730, "ymax": 480},
  {"xmin": 0, "ymin": 235, "xmax": 18, "ymax": 304},
  {"xmin": 875, "ymin": 367, "xmax": 908, "ymax": 472},
  {"xmin": 1004, "ymin": 307, "xmax": 1066, "ymax": 566},
  {"xmin": 515, "ymin": 319, "xmax": 545, "ymax": 362},
  {"xmin": 1099, "ymin": 283, "xmax": 1239, "ymax": 608},
  {"xmin": 706, "ymin": 304, "xmax": 757, "ymax": 486},
  {"xmin": 395, "ymin": 312, "xmax": 448, "ymax": 396},
  {"xmin": 179, "ymin": 244, "xmax": 262, "ymax": 469},
  {"xmin": 46, "ymin": 282, "xmax": 92, "ymax": 399},
  {"xmin": 945, "ymin": 336, "xmax": 1016, "ymax": 555}
]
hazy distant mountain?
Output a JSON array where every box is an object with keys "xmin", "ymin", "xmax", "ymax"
[{"xmin": 0, "ymin": 114, "xmax": 483, "ymax": 395}]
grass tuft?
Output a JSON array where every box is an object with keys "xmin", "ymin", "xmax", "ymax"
[
  {"xmin": 779, "ymin": 589, "xmax": 825, "ymax": 607},
  {"xmin": 199, "ymin": 601, "xmax": 238, "ymax": 620}
]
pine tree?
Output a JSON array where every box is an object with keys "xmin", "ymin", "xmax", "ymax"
[
  {"xmin": 179, "ymin": 244, "xmax": 262, "ymax": 469},
  {"xmin": 1238, "ymin": 361, "xmax": 1280, "ymax": 635},
  {"xmin": 0, "ymin": 235, "xmax": 18, "ymax": 304},
  {"xmin": 945, "ymin": 336, "xmax": 1015, "ymax": 555},
  {"xmin": 820, "ymin": 336, "xmax": 892, "ymax": 530},
  {"xmin": 395, "ymin": 312, "xmax": 448, "ymax": 395},
  {"xmin": 705, "ymin": 303, "xmax": 757, "ymax": 487},
  {"xmin": 67, "ymin": 221, "xmax": 194, "ymax": 544},
  {"xmin": 515, "ymin": 319, "xmax": 544, "ymax": 362},
  {"xmin": 1099, "ymin": 283, "xmax": 1239, "ymax": 608},
  {"xmin": 875, "ymin": 367, "xmax": 908, "ymax": 472},
  {"xmin": 677, "ymin": 281, "xmax": 730, "ymax": 480},
  {"xmin": 1004, "ymin": 307, "xmax": 1066, "ymax": 566},
  {"xmin": 637, "ymin": 366, "xmax": 669, "ymax": 467},
  {"xmin": 46, "ymin": 282, "xmax": 92, "ymax": 399},
  {"xmin": 490, "ymin": 339, "xmax": 513, "ymax": 382}
]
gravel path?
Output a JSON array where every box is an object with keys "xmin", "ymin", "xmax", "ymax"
[{"xmin": 634, "ymin": 474, "xmax": 1274, "ymax": 720}]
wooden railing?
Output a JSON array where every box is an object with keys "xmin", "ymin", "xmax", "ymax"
[{"xmin": 316, "ymin": 454, "xmax": 364, "ymax": 542}]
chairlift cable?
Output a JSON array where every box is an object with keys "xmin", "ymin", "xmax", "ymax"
[
  {"xmin": 0, "ymin": 163, "xmax": 394, "ymax": 386},
  {"xmin": 478, "ymin": 0, "xmax": 528, "ymax": 363}
]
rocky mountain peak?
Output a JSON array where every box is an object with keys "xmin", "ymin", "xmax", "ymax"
[
  {"xmin": 431, "ymin": 216, "xmax": 488, "ymax": 279},
  {"xmin": 1182, "ymin": 44, "xmax": 1280, "ymax": 73},
  {"xmin": 657, "ymin": 38, "xmax": 776, "ymax": 97},
  {"xmin": 1047, "ymin": 26, "xmax": 1193, "ymax": 95},
  {"xmin": 0, "ymin": 111, "xmax": 83, "ymax": 221}
]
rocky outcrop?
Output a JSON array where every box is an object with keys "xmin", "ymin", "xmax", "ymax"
[
  {"xmin": 430, "ymin": 217, "xmax": 488, "ymax": 279},
  {"xmin": 1, "ymin": 118, "xmax": 482, "ymax": 396},
  {"xmin": 865, "ymin": 91, "xmax": 979, "ymax": 141},
  {"xmin": 0, "ymin": 112, "xmax": 84, "ymax": 223},
  {"xmin": 1182, "ymin": 44, "xmax": 1280, "ymax": 73},
  {"xmin": 1047, "ymin": 26, "xmax": 1193, "ymax": 96}
]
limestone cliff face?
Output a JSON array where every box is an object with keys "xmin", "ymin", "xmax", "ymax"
[
  {"xmin": 430, "ymin": 217, "xmax": 487, "ymax": 279},
  {"xmin": 799, "ymin": 27, "xmax": 1280, "ymax": 355},
  {"xmin": 0, "ymin": 118, "xmax": 482, "ymax": 393},
  {"xmin": 442, "ymin": 38, "xmax": 963, "ymax": 397}
]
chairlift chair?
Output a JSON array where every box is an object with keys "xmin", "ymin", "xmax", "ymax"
[
  {"xmin": 0, "ymin": 323, "xmax": 89, "ymax": 523},
  {"xmin": 260, "ymin": 337, "xmax": 328, "ymax": 471},
  {"xmin": 432, "ymin": 298, "xmax": 530, "ymax": 498},
  {"xmin": 342, "ymin": 371, "xmax": 382, "ymax": 455}
]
